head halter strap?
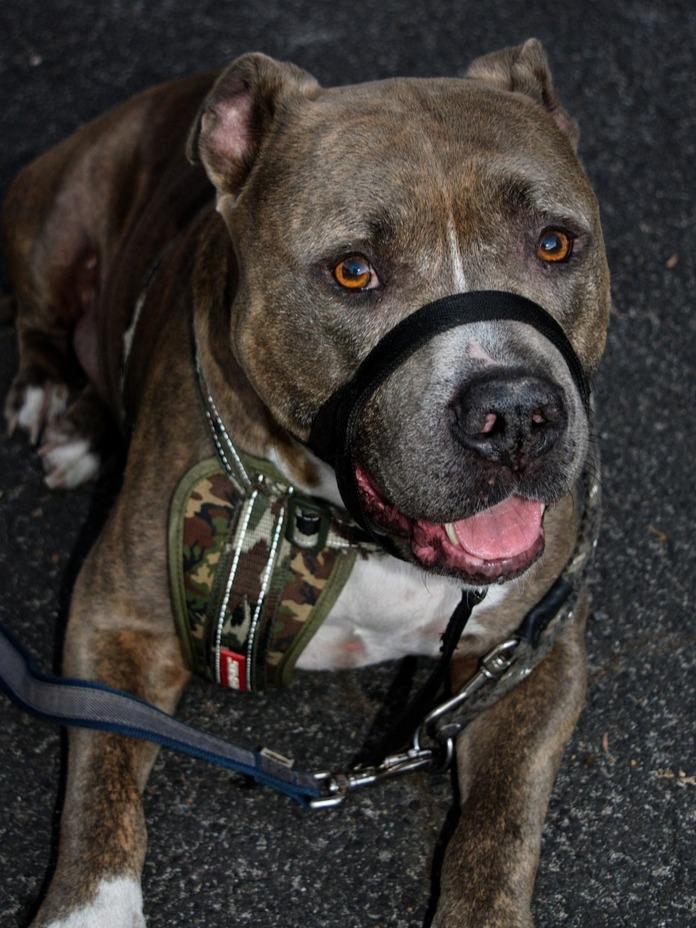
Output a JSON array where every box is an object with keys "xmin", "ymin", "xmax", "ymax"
[{"xmin": 307, "ymin": 290, "xmax": 591, "ymax": 532}]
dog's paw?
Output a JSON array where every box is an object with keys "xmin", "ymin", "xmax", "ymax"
[
  {"xmin": 5, "ymin": 379, "xmax": 69, "ymax": 445},
  {"xmin": 38, "ymin": 878, "xmax": 146, "ymax": 928},
  {"xmin": 39, "ymin": 421, "xmax": 101, "ymax": 489},
  {"xmin": 6, "ymin": 376, "xmax": 108, "ymax": 488}
]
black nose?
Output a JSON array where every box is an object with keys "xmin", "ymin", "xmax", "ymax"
[{"xmin": 450, "ymin": 370, "xmax": 567, "ymax": 470}]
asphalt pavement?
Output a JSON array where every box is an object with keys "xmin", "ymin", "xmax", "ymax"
[{"xmin": 0, "ymin": 2, "xmax": 694, "ymax": 926}]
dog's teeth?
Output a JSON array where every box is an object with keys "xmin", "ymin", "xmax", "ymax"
[{"xmin": 444, "ymin": 522, "xmax": 460, "ymax": 546}]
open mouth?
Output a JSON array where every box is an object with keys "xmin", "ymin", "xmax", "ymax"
[{"xmin": 355, "ymin": 464, "xmax": 545, "ymax": 583}]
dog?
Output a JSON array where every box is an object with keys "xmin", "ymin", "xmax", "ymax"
[{"xmin": 3, "ymin": 38, "xmax": 610, "ymax": 928}]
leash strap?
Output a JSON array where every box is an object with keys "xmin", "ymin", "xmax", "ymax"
[
  {"xmin": 0, "ymin": 623, "xmax": 321, "ymax": 804},
  {"xmin": 0, "ymin": 455, "xmax": 596, "ymax": 809},
  {"xmin": 354, "ymin": 588, "xmax": 485, "ymax": 767},
  {"xmin": 0, "ymin": 450, "xmax": 600, "ymax": 810}
]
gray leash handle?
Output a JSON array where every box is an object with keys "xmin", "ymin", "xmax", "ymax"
[{"xmin": 0, "ymin": 622, "xmax": 321, "ymax": 804}]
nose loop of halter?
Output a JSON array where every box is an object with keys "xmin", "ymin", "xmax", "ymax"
[{"xmin": 306, "ymin": 290, "xmax": 591, "ymax": 534}]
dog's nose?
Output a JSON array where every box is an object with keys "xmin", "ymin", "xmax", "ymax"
[{"xmin": 450, "ymin": 371, "xmax": 566, "ymax": 470}]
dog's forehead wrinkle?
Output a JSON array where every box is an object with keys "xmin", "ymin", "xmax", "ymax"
[
  {"xmin": 272, "ymin": 183, "xmax": 453, "ymax": 291},
  {"xmin": 283, "ymin": 79, "xmax": 563, "ymax": 194}
]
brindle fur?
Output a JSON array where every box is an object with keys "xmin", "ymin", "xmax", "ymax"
[{"xmin": 3, "ymin": 39, "xmax": 609, "ymax": 928}]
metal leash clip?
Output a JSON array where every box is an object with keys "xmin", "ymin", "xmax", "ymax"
[
  {"xmin": 415, "ymin": 637, "xmax": 522, "ymax": 747},
  {"xmin": 309, "ymin": 741, "xmax": 447, "ymax": 809},
  {"xmin": 308, "ymin": 638, "xmax": 522, "ymax": 809}
]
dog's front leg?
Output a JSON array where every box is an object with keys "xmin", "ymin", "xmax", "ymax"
[
  {"xmin": 31, "ymin": 553, "xmax": 190, "ymax": 928},
  {"xmin": 433, "ymin": 601, "xmax": 588, "ymax": 928}
]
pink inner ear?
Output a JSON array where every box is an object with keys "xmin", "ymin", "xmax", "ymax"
[{"xmin": 206, "ymin": 91, "xmax": 254, "ymax": 164}]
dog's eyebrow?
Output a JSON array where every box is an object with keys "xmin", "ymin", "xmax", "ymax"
[
  {"xmin": 366, "ymin": 212, "xmax": 402, "ymax": 245},
  {"xmin": 318, "ymin": 208, "xmax": 403, "ymax": 253},
  {"xmin": 497, "ymin": 175, "xmax": 594, "ymax": 231}
]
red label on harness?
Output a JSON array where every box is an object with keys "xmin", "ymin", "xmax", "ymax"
[{"xmin": 219, "ymin": 650, "xmax": 247, "ymax": 691}]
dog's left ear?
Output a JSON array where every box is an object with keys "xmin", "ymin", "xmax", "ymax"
[
  {"xmin": 465, "ymin": 38, "xmax": 579, "ymax": 149},
  {"xmin": 187, "ymin": 53, "xmax": 320, "ymax": 195}
]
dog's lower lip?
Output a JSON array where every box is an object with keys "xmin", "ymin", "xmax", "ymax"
[
  {"xmin": 355, "ymin": 464, "xmax": 412, "ymax": 537},
  {"xmin": 355, "ymin": 463, "xmax": 545, "ymax": 581}
]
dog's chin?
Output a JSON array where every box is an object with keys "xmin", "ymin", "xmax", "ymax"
[{"xmin": 355, "ymin": 464, "xmax": 546, "ymax": 585}]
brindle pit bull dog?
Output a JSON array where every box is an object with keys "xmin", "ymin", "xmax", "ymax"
[{"xmin": 3, "ymin": 38, "xmax": 609, "ymax": 928}]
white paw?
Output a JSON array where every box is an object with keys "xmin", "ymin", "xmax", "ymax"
[
  {"xmin": 39, "ymin": 428, "xmax": 101, "ymax": 489},
  {"xmin": 43, "ymin": 877, "xmax": 146, "ymax": 928},
  {"xmin": 8, "ymin": 382, "xmax": 69, "ymax": 444}
]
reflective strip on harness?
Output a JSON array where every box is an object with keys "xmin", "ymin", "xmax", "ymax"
[{"xmin": 168, "ymin": 457, "xmax": 370, "ymax": 692}]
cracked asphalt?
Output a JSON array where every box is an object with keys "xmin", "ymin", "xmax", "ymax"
[{"xmin": 0, "ymin": 2, "xmax": 694, "ymax": 926}]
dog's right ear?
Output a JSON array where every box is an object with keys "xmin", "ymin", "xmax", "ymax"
[
  {"xmin": 465, "ymin": 39, "xmax": 580, "ymax": 149},
  {"xmin": 187, "ymin": 53, "xmax": 320, "ymax": 195}
]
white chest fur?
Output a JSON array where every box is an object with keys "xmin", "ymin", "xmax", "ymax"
[{"xmin": 296, "ymin": 552, "xmax": 512, "ymax": 670}]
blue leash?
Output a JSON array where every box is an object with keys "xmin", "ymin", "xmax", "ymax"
[
  {"xmin": 0, "ymin": 621, "xmax": 322, "ymax": 805},
  {"xmin": 0, "ymin": 589, "xmax": 486, "ymax": 811}
]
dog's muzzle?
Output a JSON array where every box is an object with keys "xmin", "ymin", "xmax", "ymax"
[{"xmin": 306, "ymin": 290, "xmax": 590, "ymax": 541}]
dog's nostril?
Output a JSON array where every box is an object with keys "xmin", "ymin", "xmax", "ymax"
[
  {"xmin": 481, "ymin": 412, "xmax": 498, "ymax": 434},
  {"xmin": 450, "ymin": 370, "xmax": 566, "ymax": 467}
]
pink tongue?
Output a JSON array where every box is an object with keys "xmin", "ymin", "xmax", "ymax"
[{"xmin": 452, "ymin": 496, "xmax": 543, "ymax": 560}]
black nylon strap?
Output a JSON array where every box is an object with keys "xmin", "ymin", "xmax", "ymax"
[
  {"xmin": 516, "ymin": 576, "xmax": 573, "ymax": 648},
  {"xmin": 353, "ymin": 587, "xmax": 485, "ymax": 767},
  {"xmin": 307, "ymin": 290, "xmax": 590, "ymax": 533},
  {"xmin": 309, "ymin": 290, "xmax": 590, "ymax": 462}
]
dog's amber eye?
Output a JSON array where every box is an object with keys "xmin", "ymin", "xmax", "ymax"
[
  {"xmin": 333, "ymin": 255, "xmax": 376, "ymax": 290},
  {"xmin": 536, "ymin": 228, "xmax": 574, "ymax": 263}
]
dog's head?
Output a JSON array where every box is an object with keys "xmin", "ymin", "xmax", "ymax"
[{"xmin": 188, "ymin": 40, "xmax": 610, "ymax": 586}]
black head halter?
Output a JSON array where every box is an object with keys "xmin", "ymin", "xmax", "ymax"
[{"xmin": 306, "ymin": 290, "xmax": 590, "ymax": 533}]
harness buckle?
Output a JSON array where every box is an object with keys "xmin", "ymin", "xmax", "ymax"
[{"xmin": 286, "ymin": 496, "xmax": 331, "ymax": 552}]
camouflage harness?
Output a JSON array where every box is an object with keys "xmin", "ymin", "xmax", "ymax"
[{"xmin": 168, "ymin": 357, "xmax": 379, "ymax": 692}]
